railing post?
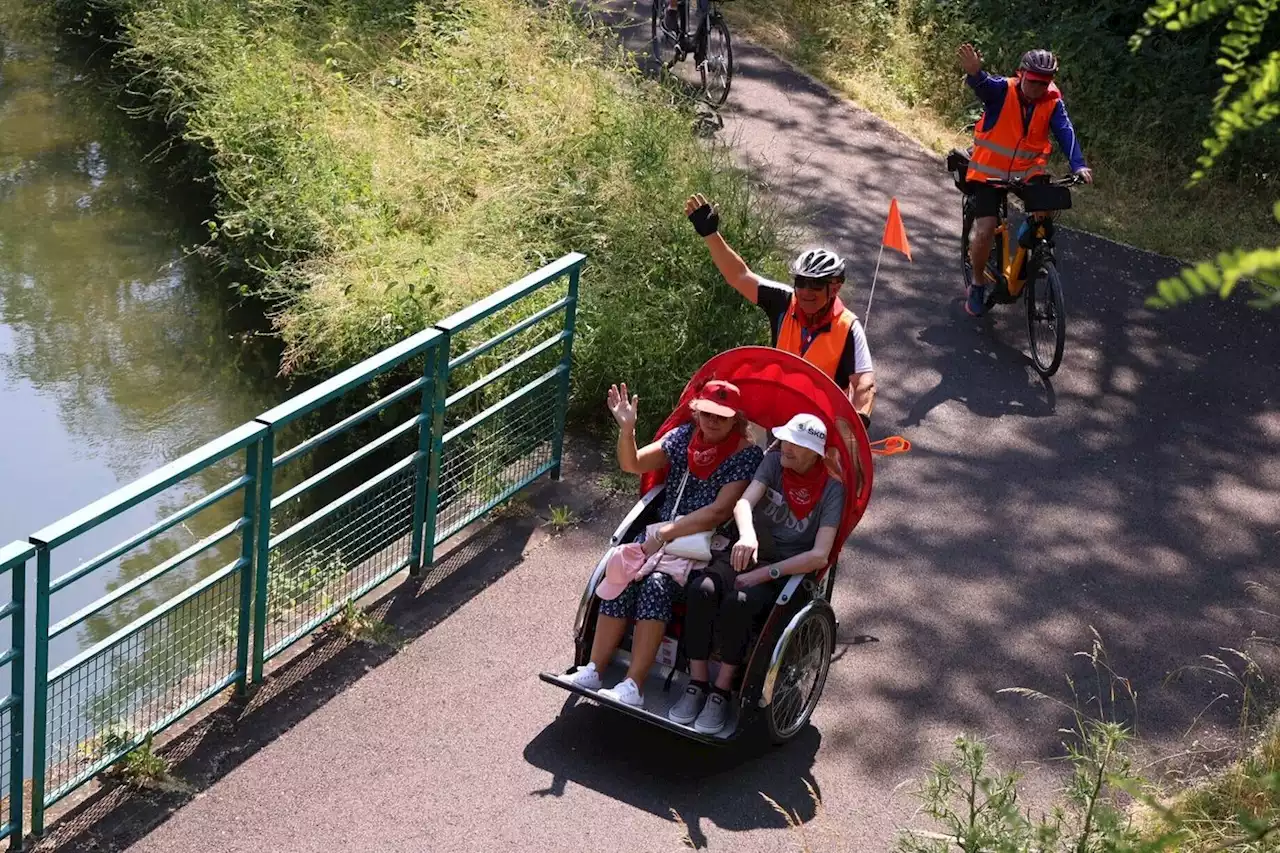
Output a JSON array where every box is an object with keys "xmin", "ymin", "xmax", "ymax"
[
  {"xmin": 8, "ymin": 557, "xmax": 24, "ymax": 852},
  {"xmin": 408, "ymin": 343, "xmax": 436, "ymax": 578},
  {"xmin": 28, "ymin": 549, "xmax": 50, "ymax": 839},
  {"xmin": 418, "ymin": 339, "xmax": 450, "ymax": 572},
  {"xmin": 250, "ymin": 429, "xmax": 275, "ymax": 684},
  {"xmin": 234, "ymin": 437, "xmax": 261, "ymax": 696},
  {"xmin": 550, "ymin": 262, "xmax": 581, "ymax": 481}
]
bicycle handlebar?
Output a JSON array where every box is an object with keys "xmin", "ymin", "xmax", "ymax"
[{"xmin": 984, "ymin": 173, "xmax": 1086, "ymax": 191}]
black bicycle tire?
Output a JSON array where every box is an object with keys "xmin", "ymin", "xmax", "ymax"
[
  {"xmin": 1026, "ymin": 258, "xmax": 1067, "ymax": 376},
  {"xmin": 699, "ymin": 12, "xmax": 733, "ymax": 106}
]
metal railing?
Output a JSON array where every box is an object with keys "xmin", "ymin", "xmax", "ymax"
[
  {"xmin": 0, "ymin": 544, "xmax": 28, "ymax": 847},
  {"xmin": 0, "ymin": 253, "xmax": 583, "ymax": 846}
]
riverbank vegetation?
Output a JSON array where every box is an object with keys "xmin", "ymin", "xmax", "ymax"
[{"xmin": 42, "ymin": 0, "xmax": 791, "ymax": 437}]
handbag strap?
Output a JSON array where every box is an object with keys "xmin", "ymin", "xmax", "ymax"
[{"xmin": 670, "ymin": 468, "xmax": 692, "ymax": 518}]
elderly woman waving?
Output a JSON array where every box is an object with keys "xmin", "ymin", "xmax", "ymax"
[{"xmin": 567, "ymin": 379, "xmax": 763, "ymax": 708}]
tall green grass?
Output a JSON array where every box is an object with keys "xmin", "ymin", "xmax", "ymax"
[
  {"xmin": 725, "ymin": 0, "xmax": 1280, "ymax": 261},
  {"xmin": 46, "ymin": 0, "xmax": 791, "ymax": 438}
]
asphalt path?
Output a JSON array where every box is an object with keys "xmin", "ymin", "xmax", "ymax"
[{"xmin": 44, "ymin": 7, "xmax": 1280, "ymax": 852}]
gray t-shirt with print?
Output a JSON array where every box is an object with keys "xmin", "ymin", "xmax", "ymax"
[{"xmin": 751, "ymin": 451, "xmax": 845, "ymax": 563}]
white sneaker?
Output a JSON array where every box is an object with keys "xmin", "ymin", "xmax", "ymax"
[
  {"xmin": 600, "ymin": 677, "xmax": 645, "ymax": 708},
  {"xmin": 566, "ymin": 662, "xmax": 602, "ymax": 690}
]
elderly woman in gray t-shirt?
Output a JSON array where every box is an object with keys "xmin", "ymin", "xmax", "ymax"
[{"xmin": 668, "ymin": 413, "xmax": 846, "ymax": 734}]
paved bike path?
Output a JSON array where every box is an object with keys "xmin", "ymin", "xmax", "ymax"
[{"xmin": 51, "ymin": 8, "xmax": 1280, "ymax": 853}]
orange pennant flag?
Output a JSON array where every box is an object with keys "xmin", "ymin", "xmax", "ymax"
[{"xmin": 881, "ymin": 197, "xmax": 912, "ymax": 261}]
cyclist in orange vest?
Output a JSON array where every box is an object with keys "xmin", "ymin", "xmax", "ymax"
[
  {"xmin": 959, "ymin": 43, "xmax": 1093, "ymax": 317},
  {"xmin": 685, "ymin": 194, "xmax": 876, "ymax": 427}
]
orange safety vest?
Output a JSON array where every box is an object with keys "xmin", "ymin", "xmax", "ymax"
[
  {"xmin": 966, "ymin": 76, "xmax": 1061, "ymax": 184},
  {"xmin": 776, "ymin": 296, "xmax": 855, "ymax": 381}
]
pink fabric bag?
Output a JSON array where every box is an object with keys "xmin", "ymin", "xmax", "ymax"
[{"xmin": 594, "ymin": 543, "xmax": 704, "ymax": 600}]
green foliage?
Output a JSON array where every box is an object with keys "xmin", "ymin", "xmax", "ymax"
[
  {"xmin": 114, "ymin": 733, "xmax": 170, "ymax": 785},
  {"xmin": 269, "ymin": 550, "xmax": 349, "ymax": 623},
  {"xmin": 545, "ymin": 504, "xmax": 578, "ymax": 532},
  {"xmin": 1133, "ymin": 0, "xmax": 1280, "ymax": 310},
  {"xmin": 45, "ymin": 0, "xmax": 789, "ymax": 435},
  {"xmin": 330, "ymin": 600, "xmax": 401, "ymax": 647},
  {"xmin": 895, "ymin": 631, "xmax": 1280, "ymax": 852}
]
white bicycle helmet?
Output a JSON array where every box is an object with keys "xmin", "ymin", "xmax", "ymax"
[{"xmin": 789, "ymin": 247, "xmax": 846, "ymax": 280}]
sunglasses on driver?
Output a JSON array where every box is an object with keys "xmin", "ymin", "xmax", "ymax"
[{"xmin": 793, "ymin": 275, "xmax": 838, "ymax": 291}]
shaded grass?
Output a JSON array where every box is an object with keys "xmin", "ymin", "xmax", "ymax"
[
  {"xmin": 1149, "ymin": 717, "xmax": 1280, "ymax": 851},
  {"xmin": 723, "ymin": 0, "xmax": 1280, "ymax": 262},
  {"xmin": 45, "ymin": 0, "xmax": 792, "ymax": 438}
]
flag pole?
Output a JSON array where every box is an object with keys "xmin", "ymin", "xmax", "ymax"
[{"xmin": 865, "ymin": 243, "xmax": 885, "ymax": 331}]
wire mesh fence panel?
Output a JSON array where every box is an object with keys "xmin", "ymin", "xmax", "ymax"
[
  {"xmin": 264, "ymin": 462, "xmax": 415, "ymax": 658},
  {"xmin": 437, "ymin": 378, "xmax": 560, "ymax": 542},
  {"xmin": 43, "ymin": 566, "xmax": 241, "ymax": 801}
]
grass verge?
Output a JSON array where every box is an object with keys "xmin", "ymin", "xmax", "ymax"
[
  {"xmin": 722, "ymin": 0, "xmax": 1280, "ymax": 262},
  {"xmin": 43, "ymin": 0, "xmax": 794, "ymax": 438}
]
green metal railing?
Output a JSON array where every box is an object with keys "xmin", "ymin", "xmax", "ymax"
[
  {"xmin": 28, "ymin": 423, "xmax": 268, "ymax": 835},
  {"xmin": 251, "ymin": 328, "xmax": 447, "ymax": 668},
  {"xmin": 7, "ymin": 253, "xmax": 583, "ymax": 845},
  {"xmin": 0, "ymin": 543, "xmax": 29, "ymax": 848}
]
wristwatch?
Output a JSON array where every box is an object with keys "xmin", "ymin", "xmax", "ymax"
[{"xmin": 768, "ymin": 566, "xmax": 781, "ymax": 580}]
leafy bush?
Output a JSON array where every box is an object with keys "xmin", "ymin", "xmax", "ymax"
[{"xmin": 47, "ymin": 0, "xmax": 791, "ymax": 438}]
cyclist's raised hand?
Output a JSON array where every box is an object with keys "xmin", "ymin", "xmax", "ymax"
[
  {"xmin": 1074, "ymin": 167, "xmax": 1094, "ymax": 185},
  {"xmin": 607, "ymin": 383, "xmax": 639, "ymax": 430},
  {"xmin": 685, "ymin": 193, "xmax": 720, "ymax": 237},
  {"xmin": 958, "ymin": 43, "xmax": 983, "ymax": 76}
]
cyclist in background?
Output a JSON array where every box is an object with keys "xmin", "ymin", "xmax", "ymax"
[{"xmin": 958, "ymin": 43, "xmax": 1093, "ymax": 317}]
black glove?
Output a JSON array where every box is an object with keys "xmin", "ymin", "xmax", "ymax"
[
  {"xmin": 688, "ymin": 203, "xmax": 719, "ymax": 237},
  {"xmin": 859, "ymin": 411, "xmax": 871, "ymax": 430}
]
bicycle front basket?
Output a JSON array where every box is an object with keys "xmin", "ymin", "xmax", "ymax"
[{"xmin": 1017, "ymin": 182, "xmax": 1072, "ymax": 213}]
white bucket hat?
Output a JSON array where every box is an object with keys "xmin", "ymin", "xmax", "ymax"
[{"xmin": 772, "ymin": 413, "xmax": 827, "ymax": 455}]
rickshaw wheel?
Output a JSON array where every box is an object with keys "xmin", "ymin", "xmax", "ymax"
[{"xmin": 765, "ymin": 604, "xmax": 835, "ymax": 744}]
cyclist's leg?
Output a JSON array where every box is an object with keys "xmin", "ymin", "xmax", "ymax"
[
  {"xmin": 662, "ymin": 0, "xmax": 679, "ymax": 33},
  {"xmin": 966, "ymin": 185, "xmax": 1003, "ymax": 315},
  {"xmin": 686, "ymin": 0, "xmax": 709, "ymax": 54}
]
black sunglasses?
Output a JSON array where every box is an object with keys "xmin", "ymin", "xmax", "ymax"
[{"xmin": 793, "ymin": 275, "xmax": 838, "ymax": 291}]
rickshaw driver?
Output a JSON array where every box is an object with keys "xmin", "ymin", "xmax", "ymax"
[{"xmin": 684, "ymin": 194, "xmax": 877, "ymax": 428}]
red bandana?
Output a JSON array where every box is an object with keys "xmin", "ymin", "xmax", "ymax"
[
  {"xmin": 781, "ymin": 460, "xmax": 829, "ymax": 521},
  {"xmin": 687, "ymin": 427, "xmax": 740, "ymax": 480},
  {"xmin": 793, "ymin": 296, "xmax": 847, "ymax": 332}
]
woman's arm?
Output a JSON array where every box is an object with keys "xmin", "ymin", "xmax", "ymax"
[
  {"xmin": 655, "ymin": 478, "xmax": 750, "ymax": 542},
  {"xmin": 770, "ymin": 526, "xmax": 838, "ymax": 576},
  {"xmin": 731, "ymin": 480, "xmax": 767, "ymax": 570},
  {"xmin": 617, "ymin": 434, "xmax": 668, "ymax": 475},
  {"xmin": 608, "ymin": 382, "xmax": 668, "ymax": 474},
  {"xmin": 737, "ymin": 526, "xmax": 837, "ymax": 588}
]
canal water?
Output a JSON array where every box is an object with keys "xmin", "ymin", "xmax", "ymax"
[{"xmin": 0, "ymin": 10, "xmax": 287, "ymax": 672}]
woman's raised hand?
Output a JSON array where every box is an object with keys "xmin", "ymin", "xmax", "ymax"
[{"xmin": 607, "ymin": 383, "xmax": 639, "ymax": 430}]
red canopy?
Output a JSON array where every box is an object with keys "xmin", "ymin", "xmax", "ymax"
[{"xmin": 639, "ymin": 346, "xmax": 873, "ymax": 572}]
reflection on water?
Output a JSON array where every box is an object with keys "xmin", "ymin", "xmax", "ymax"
[{"xmin": 0, "ymin": 15, "xmax": 287, "ymax": 664}]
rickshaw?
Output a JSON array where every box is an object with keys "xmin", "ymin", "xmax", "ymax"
[{"xmin": 540, "ymin": 346, "xmax": 879, "ymax": 744}]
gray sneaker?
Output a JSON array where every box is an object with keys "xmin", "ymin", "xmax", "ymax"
[
  {"xmin": 693, "ymin": 691, "xmax": 729, "ymax": 734},
  {"xmin": 668, "ymin": 683, "xmax": 707, "ymax": 725}
]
